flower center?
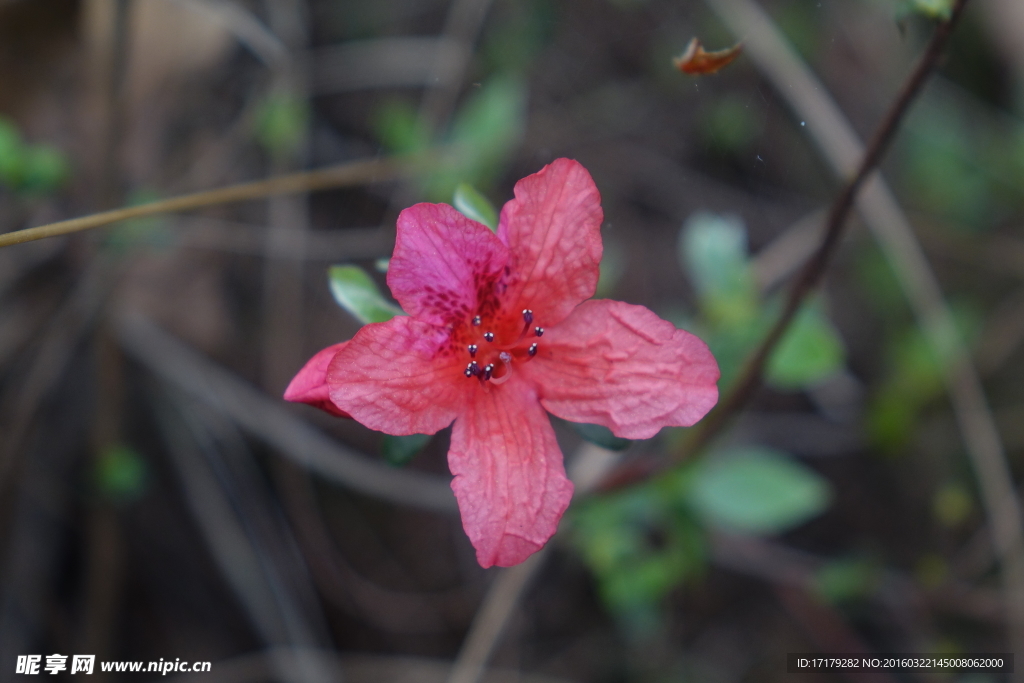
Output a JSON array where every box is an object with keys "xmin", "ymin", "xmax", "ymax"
[{"xmin": 462, "ymin": 308, "xmax": 543, "ymax": 384}]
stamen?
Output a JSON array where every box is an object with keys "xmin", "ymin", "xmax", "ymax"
[
  {"xmin": 464, "ymin": 361, "xmax": 480, "ymax": 377},
  {"xmin": 472, "ymin": 315, "xmax": 482, "ymax": 326},
  {"xmin": 522, "ymin": 309, "xmax": 533, "ymax": 324},
  {"xmin": 528, "ymin": 343, "xmax": 538, "ymax": 356},
  {"xmin": 534, "ymin": 326, "xmax": 544, "ymax": 337},
  {"xmin": 482, "ymin": 364, "xmax": 494, "ymax": 381},
  {"xmin": 490, "ymin": 352, "xmax": 514, "ymax": 385},
  {"xmin": 467, "ymin": 344, "xmax": 478, "ymax": 357},
  {"xmin": 483, "ymin": 331, "xmax": 495, "ymax": 342}
]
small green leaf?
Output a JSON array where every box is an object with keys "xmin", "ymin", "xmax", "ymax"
[
  {"xmin": 327, "ymin": 265, "xmax": 405, "ymax": 324},
  {"xmin": 453, "ymin": 183, "xmax": 499, "ymax": 231},
  {"xmin": 96, "ymin": 445, "xmax": 148, "ymax": 502},
  {"xmin": 765, "ymin": 302, "xmax": 845, "ymax": 389},
  {"xmin": 687, "ymin": 447, "xmax": 831, "ymax": 534},
  {"xmin": 381, "ymin": 433, "xmax": 432, "ymax": 467},
  {"xmin": 567, "ymin": 421, "xmax": 633, "ymax": 451}
]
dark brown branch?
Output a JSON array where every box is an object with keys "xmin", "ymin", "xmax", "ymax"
[
  {"xmin": 680, "ymin": 0, "xmax": 968, "ymax": 460},
  {"xmin": 601, "ymin": 0, "xmax": 970, "ymax": 491}
]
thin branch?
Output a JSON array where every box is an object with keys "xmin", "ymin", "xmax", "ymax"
[
  {"xmin": 0, "ymin": 155, "xmax": 415, "ymax": 249},
  {"xmin": 696, "ymin": 0, "xmax": 1024, "ymax": 666},
  {"xmin": 682, "ymin": 0, "xmax": 969, "ymax": 458}
]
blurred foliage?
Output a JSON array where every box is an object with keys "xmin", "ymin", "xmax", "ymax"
[
  {"xmin": 902, "ymin": 0, "xmax": 954, "ymax": 21},
  {"xmin": 381, "ymin": 434, "xmax": 432, "ymax": 467},
  {"xmin": 774, "ymin": 0, "xmax": 821, "ymax": 62},
  {"xmin": 567, "ymin": 421, "xmax": 633, "ymax": 451},
  {"xmin": 932, "ymin": 481, "xmax": 973, "ymax": 527},
  {"xmin": 686, "ymin": 446, "xmax": 832, "ymax": 534},
  {"xmin": 373, "ymin": 76, "xmax": 526, "ymax": 201},
  {"xmin": 95, "ymin": 445, "xmax": 148, "ymax": 503},
  {"xmin": 679, "ymin": 212, "xmax": 847, "ymax": 389},
  {"xmin": 813, "ymin": 556, "xmax": 878, "ymax": 604},
  {"xmin": 453, "ymin": 182, "xmax": 499, "ymax": 231},
  {"xmin": 865, "ymin": 301, "xmax": 981, "ymax": 452},
  {"xmin": 105, "ymin": 188, "xmax": 173, "ymax": 252},
  {"xmin": 479, "ymin": 0, "xmax": 556, "ymax": 76},
  {"xmin": 0, "ymin": 116, "xmax": 70, "ymax": 196},
  {"xmin": 255, "ymin": 92, "xmax": 309, "ymax": 161},
  {"xmin": 327, "ymin": 265, "xmax": 405, "ymax": 324},
  {"xmin": 914, "ymin": 553, "xmax": 949, "ymax": 589},
  {"xmin": 575, "ymin": 446, "xmax": 830, "ymax": 626},
  {"xmin": 700, "ymin": 95, "xmax": 763, "ymax": 155},
  {"xmin": 572, "ymin": 474, "xmax": 707, "ymax": 634}
]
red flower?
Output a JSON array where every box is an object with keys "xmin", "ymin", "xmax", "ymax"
[{"xmin": 285, "ymin": 159, "xmax": 720, "ymax": 567}]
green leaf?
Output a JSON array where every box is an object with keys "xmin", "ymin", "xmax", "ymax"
[
  {"xmin": 567, "ymin": 421, "xmax": 632, "ymax": 451},
  {"xmin": 687, "ymin": 447, "xmax": 831, "ymax": 534},
  {"xmin": 453, "ymin": 183, "xmax": 499, "ymax": 231},
  {"xmin": 381, "ymin": 434, "xmax": 432, "ymax": 467},
  {"xmin": 765, "ymin": 302, "xmax": 845, "ymax": 389},
  {"xmin": 96, "ymin": 445, "xmax": 148, "ymax": 502},
  {"xmin": 327, "ymin": 265, "xmax": 405, "ymax": 324}
]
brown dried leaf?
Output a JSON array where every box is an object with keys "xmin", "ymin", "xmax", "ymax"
[{"xmin": 673, "ymin": 37, "xmax": 743, "ymax": 76}]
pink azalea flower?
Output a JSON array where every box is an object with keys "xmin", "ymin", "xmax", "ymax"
[{"xmin": 285, "ymin": 159, "xmax": 720, "ymax": 568}]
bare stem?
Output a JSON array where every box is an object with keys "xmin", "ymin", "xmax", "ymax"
[{"xmin": 0, "ymin": 155, "xmax": 415, "ymax": 249}]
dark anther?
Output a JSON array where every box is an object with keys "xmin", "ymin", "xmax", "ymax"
[
  {"xmin": 534, "ymin": 326, "xmax": 544, "ymax": 337},
  {"xmin": 522, "ymin": 309, "xmax": 534, "ymax": 324},
  {"xmin": 464, "ymin": 361, "xmax": 480, "ymax": 377},
  {"xmin": 468, "ymin": 344, "xmax": 478, "ymax": 357},
  {"xmin": 472, "ymin": 315, "xmax": 482, "ymax": 326},
  {"xmin": 528, "ymin": 343, "xmax": 538, "ymax": 356},
  {"xmin": 483, "ymin": 364, "xmax": 494, "ymax": 381},
  {"xmin": 464, "ymin": 366, "xmax": 473, "ymax": 377},
  {"xmin": 483, "ymin": 331, "xmax": 495, "ymax": 342}
]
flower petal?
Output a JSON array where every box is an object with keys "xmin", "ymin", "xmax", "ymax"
[
  {"xmin": 284, "ymin": 342, "xmax": 352, "ymax": 418},
  {"xmin": 449, "ymin": 376, "xmax": 574, "ymax": 568},
  {"xmin": 388, "ymin": 202, "xmax": 510, "ymax": 327},
  {"xmin": 497, "ymin": 158, "xmax": 603, "ymax": 327},
  {"xmin": 524, "ymin": 300, "xmax": 720, "ymax": 440},
  {"xmin": 328, "ymin": 316, "xmax": 468, "ymax": 435}
]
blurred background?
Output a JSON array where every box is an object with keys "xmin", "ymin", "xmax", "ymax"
[{"xmin": 1, "ymin": 0, "xmax": 1023, "ymax": 680}]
